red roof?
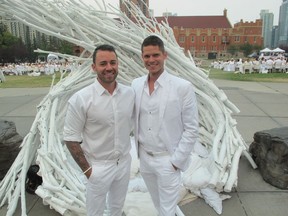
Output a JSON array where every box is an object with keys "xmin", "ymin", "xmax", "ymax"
[{"xmin": 155, "ymin": 16, "xmax": 232, "ymax": 29}]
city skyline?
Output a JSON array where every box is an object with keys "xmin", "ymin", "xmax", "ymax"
[{"xmin": 100, "ymin": 0, "xmax": 282, "ymax": 25}]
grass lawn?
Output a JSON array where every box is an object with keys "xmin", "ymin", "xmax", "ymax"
[
  {"xmin": 205, "ymin": 68, "xmax": 288, "ymax": 83},
  {"xmin": 1, "ymin": 68, "xmax": 288, "ymax": 88},
  {"xmin": 0, "ymin": 73, "xmax": 63, "ymax": 88}
]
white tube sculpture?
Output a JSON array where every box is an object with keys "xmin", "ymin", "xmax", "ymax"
[{"xmin": 0, "ymin": 0, "xmax": 256, "ymax": 215}]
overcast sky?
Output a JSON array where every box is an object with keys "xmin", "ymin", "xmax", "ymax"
[{"xmin": 99, "ymin": 0, "xmax": 282, "ymax": 25}]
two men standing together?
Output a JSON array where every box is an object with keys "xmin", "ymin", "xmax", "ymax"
[{"xmin": 64, "ymin": 35, "xmax": 199, "ymax": 216}]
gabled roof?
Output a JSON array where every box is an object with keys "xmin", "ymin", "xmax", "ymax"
[{"xmin": 155, "ymin": 16, "xmax": 232, "ymax": 29}]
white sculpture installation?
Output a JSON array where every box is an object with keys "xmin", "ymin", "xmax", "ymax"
[{"xmin": 0, "ymin": 0, "xmax": 256, "ymax": 215}]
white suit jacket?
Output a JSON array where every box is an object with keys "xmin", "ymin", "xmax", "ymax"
[{"xmin": 131, "ymin": 71, "xmax": 199, "ymax": 171}]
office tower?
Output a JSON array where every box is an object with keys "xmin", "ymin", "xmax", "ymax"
[
  {"xmin": 260, "ymin": 10, "xmax": 274, "ymax": 48},
  {"xmin": 278, "ymin": 0, "xmax": 288, "ymax": 46}
]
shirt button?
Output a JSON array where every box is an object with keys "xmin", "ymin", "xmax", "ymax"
[{"xmin": 114, "ymin": 151, "xmax": 120, "ymax": 157}]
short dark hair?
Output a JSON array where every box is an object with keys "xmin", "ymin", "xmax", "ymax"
[
  {"xmin": 141, "ymin": 35, "xmax": 165, "ymax": 53},
  {"xmin": 92, "ymin": 44, "xmax": 117, "ymax": 63}
]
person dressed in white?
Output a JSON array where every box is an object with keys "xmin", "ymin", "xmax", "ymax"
[
  {"xmin": 132, "ymin": 35, "xmax": 199, "ymax": 216},
  {"xmin": 222, "ymin": 60, "xmax": 229, "ymax": 71},
  {"xmin": 259, "ymin": 58, "xmax": 268, "ymax": 74},
  {"xmin": 0, "ymin": 67, "xmax": 5, "ymax": 82},
  {"xmin": 266, "ymin": 58, "xmax": 274, "ymax": 73},
  {"xmin": 229, "ymin": 58, "xmax": 235, "ymax": 72},
  {"xmin": 274, "ymin": 57, "xmax": 283, "ymax": 72},
  {"xmin": 63, "ymin": 44, "xmax": 134, "ymax": 216},
  {"xmin": 235, "ymin": 58, "xmax": 243, "ymax": 73}
]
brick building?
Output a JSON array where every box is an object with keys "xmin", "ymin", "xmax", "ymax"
[
  {"xmin": 120, "ymin": 0, "xmax": 149, "ymax": 19},
  {"xmin": 155, "ymin": 9, "xmax": 263, "ymax": 58},
  {"xmin": 230, "ymin": 19, "xmax": 263, "ymax": 47},
  {"xmin": 119, "ymin": 1, "xmax": 263, "ymax": 59},
  {"xmin": 72, "ymin": 1, "xmax": 264, "ymax": 59}
]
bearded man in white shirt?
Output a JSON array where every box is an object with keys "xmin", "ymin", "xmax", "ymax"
[
  {"xmin": 132, "ymin": 35, "xmax": 199, "ymax": 216},
  {"xmin": 63, "ymin": 44, "xmax": 134, "ymax": 216}
]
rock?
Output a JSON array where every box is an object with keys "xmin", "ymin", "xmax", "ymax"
[
  {"xmin": 0, "ymin": 120, "xmax": 22, "ymax": 180},
  {"xmin": 249, "ymin": 127, "xmax": 288, "ymax": 189}
]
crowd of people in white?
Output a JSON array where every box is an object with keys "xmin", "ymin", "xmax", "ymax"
[
  {"xmin": 211, "ymin": 54, "xmax": 288, "ymax": 74},
  {"xmin": 1, "ymin": 54, "xmax": 286, "ymax": 83},
  {"xmin": 0, "ymin": 61, "xmax": 79, "ymax": 76},
  {"xmin": 0, "ymin": 61, "xmax": 80, "ymax": 82}
]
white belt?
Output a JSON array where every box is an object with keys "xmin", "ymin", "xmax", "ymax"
[
  {"xmin": 90, "ymin": 153, "xmax": 129, "ymax": 165},
  {"xmin": 140, "ymin": 144, "xmax": 169, "ymax": 157}
]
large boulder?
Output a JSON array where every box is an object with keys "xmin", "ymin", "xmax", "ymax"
[
  {"xmin": 249, "ymin": 127, "xmax": 288, "ymax": 189},
  {"xmin": 0, "ymin": 120, "xmax": 22, "ymax": 180}
]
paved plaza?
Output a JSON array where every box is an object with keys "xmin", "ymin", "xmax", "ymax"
[{"xmin": 0, "ymin": 79, "xmax": 288, "ymax": 216}]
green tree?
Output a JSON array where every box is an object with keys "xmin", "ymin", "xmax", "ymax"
[
  {"xmin": 252, "ymin": 45, "xmax": 262, "ymax": 55},
  {"xmin": 239, "ymin": 43, "xmax": 253, "ymax": 57},
  {"xmin": 227, "ymin": 44, "xmax": 239, "ymax": 56},
  {"xmin": 279, "ymin": 45, "xmax": 288, "ymax": 53},
  {"xmin": 0, "ymin": 25, "xmax": 28, "ymax": 63},
  {"xmin": 24, "ymin": 27, "xmax": 35, "ymax": 62},
  {"xmin": 1, "ymin": 23, "xmax": 75, "ymax": 63},
  {"xmin": 58, "ymin": 41, "xmax": 74, "ymax": 55},
  {"xmin": 1, "ymin": 31, "xmax": 19, "ymax": 48},
  {"xmin": 40, "ymin": 34, "xmax": 48, "ymax": 50}
]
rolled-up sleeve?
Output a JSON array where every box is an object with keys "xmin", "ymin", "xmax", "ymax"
[{"xmin": 63, "ymin": 94, "xmax": 86, "ymax": 142}]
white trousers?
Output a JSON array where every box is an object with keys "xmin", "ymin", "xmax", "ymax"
[
  {"xmin": 86, "ymin": 154, "xmax": 131, "ymax": 216},
  {"xmin": 139, "ymin": 147, "xmax": 181, "ymax": 216}
]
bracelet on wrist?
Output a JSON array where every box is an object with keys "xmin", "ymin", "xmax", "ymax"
[{"xmin": 83, "ymin": 166, "xmax": 92, "ymax": 174}]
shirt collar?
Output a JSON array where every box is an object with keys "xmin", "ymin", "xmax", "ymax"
[
  {"xmin": 156, "ymin": 70, "xmax": 168, "ymax": 87},
  {"xmin": 94, "ymin": 79, "xmax": 120, "ymax": 95},
  {"xmin": 145, "ymin": 70, "xmax": 168, "ymax": 87}
]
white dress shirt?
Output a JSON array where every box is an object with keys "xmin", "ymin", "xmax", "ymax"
[
  {"xmin": 132, "ymin": 70, "xmax": 199, "ymax": 171},
  {"xmin": 139, "ymin": 72, "xmax": 167, "ymax": 152},
  {"xmin": 63, "ymin": 79, "xmax": 135, "ymax": 163}
]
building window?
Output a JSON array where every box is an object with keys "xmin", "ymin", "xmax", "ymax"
[
  {"xmin": 212, "ymin": 36, "xmax": 216, "ymax": 42},
  {"xmin": 222, "ymin": 36, "xmax": 228, "ymax": 43},
  {"xmin": 202, "ymin": 36, "xmax": 205, "ymax": 42},
  {"xmin": 191, "ymin": 36, "xmax": 194, "ymax": 42},
  {"xmin": 179, "ymin": 36, "xmax": 185, "ymax": 43},
  {"xmin": 234, "ymin": 36, "xmax": 240, "ymax": 42},
  {"xmin": 254, "ymin": 36, "xmax": 257, "ymax": 43}
]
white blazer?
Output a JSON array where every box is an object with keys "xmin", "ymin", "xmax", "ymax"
[{"xmin": 131, "ymin": 71, "xmax": 199, "ymax": 171}]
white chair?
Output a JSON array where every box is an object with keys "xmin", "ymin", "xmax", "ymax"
[
  {"xmin": 252, "ymin": 61, "xmax": 260, "ymax": 73},
  {"xmin": 265, "ymin": 59, "xmax": 274, "ymax": 73},
  {"xmin": 243, "ymin": 61, "xmax": 252, "ymax": 73},
  {"xmin": 274, "ymin": 59, "xmax": 283, "ymax": 73}
]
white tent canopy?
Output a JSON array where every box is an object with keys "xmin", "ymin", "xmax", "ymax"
[
  {"xmin": 272, "ymin": 47, "xmax": 285, "ymax": 53},
  {"xmin": 47, "ymin": 53, "xmax": 59, "ymax": 62},
  {"xmin": 260, "ymin": 48, "xmax": 272, "ymax": 53}
]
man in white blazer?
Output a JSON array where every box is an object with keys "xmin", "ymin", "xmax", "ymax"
[{"xmin": 132, "ymin": 35, "xmax": 199, "ymax": 216}]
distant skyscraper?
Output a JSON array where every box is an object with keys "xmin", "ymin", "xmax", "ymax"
[
  {"xmin": 1, "ymin": 17, "xmax": 34, "ymax": 45},
  {"xmin": 260, "ymin": 10, "xmax": 274, "ymax": 48},
  {"xmin": 271, "ymin": 26, "xmax": 279, "ymax": 48},
  {"xmin": 278, "ymin": 0, "xmax": 288, "ymax": 46}
]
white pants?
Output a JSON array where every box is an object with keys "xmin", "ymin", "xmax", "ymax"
[
  {"xmin": 86, "ymin": 154, "xmax": 131, "ymax": 216},
  {"xmin": 139, "ymin": 147, "xmax": 181, "ymax": 216}
]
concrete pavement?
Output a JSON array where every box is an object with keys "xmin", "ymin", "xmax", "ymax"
[{"xmin": 0, "ymin": 79, "xmax": 288, "ymax": 216}]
